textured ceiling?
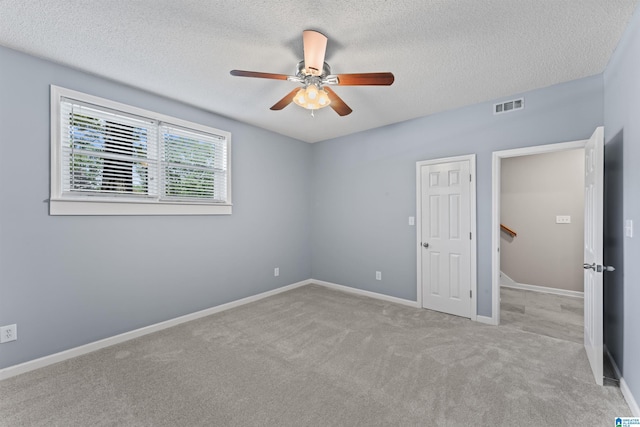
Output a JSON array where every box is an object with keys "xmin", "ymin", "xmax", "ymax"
[{"xmin": 0, "ymin": 1, "xmax": 638, "ymax": 143}]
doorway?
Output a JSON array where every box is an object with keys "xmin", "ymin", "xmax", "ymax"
[
  {"xmin": 498, "ymin": 148, "xmax": 585, "ymax": 342},
  {"xmin": 491, "ymin": 127, "xmax": 606, "ymax": 385},
  {"xmin": 491, "ymin": 139, "xmax": 587, "ymax": 325}
]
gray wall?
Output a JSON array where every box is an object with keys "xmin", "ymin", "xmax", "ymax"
[
  {"xmin": 500, "ymin": 150, "xmax": 585, "ymax": 292},
  {"xmin": 311, "ymin": 76, "xmax": 603, "ymax": 316},
  {"xmin": 0, "ymin": 46, "xmax": 313, "ymax": 369},
  {"xmin": 603, "ymin": 3, "xmax": 640, "ymax": 404}
]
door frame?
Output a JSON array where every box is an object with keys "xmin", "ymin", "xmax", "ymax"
[
  {"xmin": 416, "ymin": 154, "xmax": 477, "ymax": 321},
  {"xmin": 491, "ymin": 140, "xmax": 587, "ymax": 325}
]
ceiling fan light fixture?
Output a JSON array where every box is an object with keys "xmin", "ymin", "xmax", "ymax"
[
  {"xmin": 307, "ymin": 85, "xmax": 318, "ymax": 100},
  {"xmin": 318, "ymin": 90, "xmax": 329, "ymax": 106},
  {"xmin": 295, "ymin": 88, "xmax": 307, "ymax": 105},
  {"xmin": 293, "ymin": 85, "xmax": 330, "ymax": 110}
]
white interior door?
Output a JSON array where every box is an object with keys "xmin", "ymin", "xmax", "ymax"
[
  {"xmin": 420, "ymin": 160, "xmax": 472, "ymax": 318},
  {"xmin": 583, "ymin": 126, "xmax": 604, "ymax": 386}
]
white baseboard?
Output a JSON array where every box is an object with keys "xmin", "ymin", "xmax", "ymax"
[
  {"xmin": 501, "ymin": 281, "xmax": 583, "ymax": 299},
  {"xmin": 0, "ymin": 279, "xmax": 312, "ymax": 381},
  {"xmin": 621, "ymin": 378, "xmax": 640, "ymax": 417},
  {"xmin": 312, "ymin": 280, "xmax": 499, "ymax": 326},
  {"xmin": 500, "ymin": 271, "xmax": 518, "ymax": 288},
  {"xmin": 476, "ymin": 315, "xmax": 498, "ymax": 326},
  {"xmin": 605, "ymin": 345, "xmax": 639, "ymax": 416},
  {"xmin": 605, "ymin": 345, "xmax": 623, "ymax": 379},
  {"xmin": 311, "ymin": 279, "xmax": 420, "ymax": 308},
  {"xmin": 0, "ymin": 278, "xmax": 505, "ymax": 381}
]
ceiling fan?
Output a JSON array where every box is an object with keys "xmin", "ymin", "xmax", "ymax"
[{"xmin": 230, "ymin": 30, "xmax": 395, "ymax": 116}]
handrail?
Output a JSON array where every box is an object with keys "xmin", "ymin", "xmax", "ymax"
[{"xmin": 500, "ymin": 224, "xmax": 517, "ymax": 237}]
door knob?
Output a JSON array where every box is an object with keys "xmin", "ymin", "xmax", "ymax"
[
  {"xmin": 423, "ymin": 242, "xmax": 429, "ymax": 248},
  {"xmin": 583, "ymin": 263, "xmax": 616, "ymax": 272}
]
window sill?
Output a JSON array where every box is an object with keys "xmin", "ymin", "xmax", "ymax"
[{"xmin": 49, "ymin": 198, "xmax": 232, "ymax": 216}]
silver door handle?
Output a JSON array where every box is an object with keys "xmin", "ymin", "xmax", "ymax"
[
  {"xmin": 583, "ymin": 263, "xmax": 616, "ymax": 272},
  {"xmin": 422, "ymin": 242, "xmax": 429, "ymax": 248}
]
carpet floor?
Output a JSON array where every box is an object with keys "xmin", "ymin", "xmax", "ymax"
[{"xmin": 0, "ymin": 284, "xmax": 631, "ymax": 426}]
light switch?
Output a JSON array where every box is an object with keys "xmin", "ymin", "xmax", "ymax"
[
  {"xmin": 626, "ymin": 220, "xmax": 634, "ymax": 238},
  {"xmin": 409, "ymin": 216, "xmax": 415, "ymax": 226},
  {"xmin": 556, "ymin": 215, "xmax": 571, "ymax": 224}
]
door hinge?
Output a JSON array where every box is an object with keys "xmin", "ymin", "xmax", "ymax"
[
  {"xmin": 470, "ymin": 290, "xmax": 472, "ymax": 298},
  {"xmin": 469, "ymin": 174, "xmax": 472, "ymax": 182},
  {"xmin": 470, "ymin": 232, "xmax": 472, "ymax": 240}
]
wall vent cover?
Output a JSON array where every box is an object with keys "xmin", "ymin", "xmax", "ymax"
[{"xmin": 494, "ymin": 97, "xmax": 524, "ymax": 115}]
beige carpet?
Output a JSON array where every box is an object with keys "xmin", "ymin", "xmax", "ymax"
[{"xmin": 0, "ymin": 284, "xmax": 631, "ymax": 426}]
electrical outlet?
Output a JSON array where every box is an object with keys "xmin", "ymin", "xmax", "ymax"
[
  {"xmin": 556, "ymin": 215, "xmax": 571, "ymax": 224},
  {"xmin": 0, "ymin": 324, "xmax": 17, "ymax": 343},
  {"xmin": 274, "ymin": 267, "xmax": 279, "ymax": 277},
  {"xmin": 375, "ymin": 271, "xmax": 382, "ymax": 281}
]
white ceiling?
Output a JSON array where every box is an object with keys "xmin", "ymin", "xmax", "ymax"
[{"xmin": 0, "ymin": 1, "xmax": 637, "ymax": 143}]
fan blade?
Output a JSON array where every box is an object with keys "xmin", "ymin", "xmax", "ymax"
[
  {"xmin": 324, "ymin": 87, "xmax": 352, "ymax": 116},
  {"xmin": 335, "ymin": 72, "xmax": 395, "ymax": 86},
  {"xmin": 230, "ymin": 70, "xmax": 289, "ymax": 80},
  {"xmin": 303, "ymin": 30, "xmax": 328, "ymax": 76},
  {"xmin": 270, "ymin": 88, "xmax": 299, "ymax": 111}
]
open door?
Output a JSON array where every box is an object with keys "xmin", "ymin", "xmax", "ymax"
[{"xmin": 583, "ymin": 126, "xmax": 604, "ymax": 386}]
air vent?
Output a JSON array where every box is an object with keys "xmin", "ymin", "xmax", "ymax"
[{"xmin": 494, "ymin": 97, "xmax": 524, "ymax": 115}]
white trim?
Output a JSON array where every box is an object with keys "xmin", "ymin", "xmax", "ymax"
[
  {"xmin": 312, "ymin": 279, "xmax": 420, "ymax": 308},
  {"xmin": 469, "ymin": 156, "xmax": 478, "ymax": 321},
  {"xmin": 416, "ymin": 154, "xmax": 477, "ymax": 320},
  {"xmin": 605, "ymin": 344, "xmax": 623, "ymax": 379},
  {"xmin": 50, "ymin": 199, "xmax": 232, "ymax": 215},
  {"xmin": 416, "ymin": 160, "xmax": 422, "ymax": 308},
  {"xmin": 501, "ymin": 282, "xmax": 584, "ymax": 299},
  {"xmin": 500, "ymin": 271, "xmax": 518, "ymax": 288},
  {"xmin": 605, "ymin": 345, "xmax": 640, "ymax": 417},
  {"xmin": 0, "ymin": 279, "xmax": 311, "ymax": 381},
  {"xmin": 491, "ymin": 140, "xmax": 587, "ymax": 325},
  {"xmin": 492, "ymin": 153, "xmax": 501, "ymax": 325},
  {"xmin": 621, "ymin": 378, "xmax": 640, "ymax": 417},
  {"xmin": 476, "ymin": 315, "xmax": 497, "ymax": 326}
]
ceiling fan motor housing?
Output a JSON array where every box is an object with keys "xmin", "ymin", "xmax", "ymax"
[{"xmin": 297, "ymin": 61, "xmax": 331, "ymax": 78}]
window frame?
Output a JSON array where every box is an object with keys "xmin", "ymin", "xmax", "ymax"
[{"xmin": 50, "ymin": 85, "xmax": 232, "ymax": 215}]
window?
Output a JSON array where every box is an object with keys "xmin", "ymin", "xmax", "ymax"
[{"xmin": 50, "ymin": 86, "xmax": 231, "ymax": 215}]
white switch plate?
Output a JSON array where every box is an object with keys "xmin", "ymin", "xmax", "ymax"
[
  {"xmin": 274, "ymin": 267, "xmax": 279, "ymax": 277},
  {"xmin": 375, "ymin": 271, "xmax": 382, "ymax": 281},
  {"xmin": 556, "ymin": 215, "xmax": 571, "ymax": 224},
  {"xmin": 626, "ymin": 220, "xmax": 633, "ymax": 238},
  {"xmin": 409, "ymin": 216, "xmax": 415, "ymax": 226}
]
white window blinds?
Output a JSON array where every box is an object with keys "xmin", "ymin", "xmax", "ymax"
[
  {"xmin": 61, "ymin": 99, "xmax": 158, "ymax": 197},
  {"xmin": 54, "ymin": 89, "xmax": 231, "ymax": 213},
  {"xmin": 160, "ymin": 124, "xmax": 228, "ymax": 202}
]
